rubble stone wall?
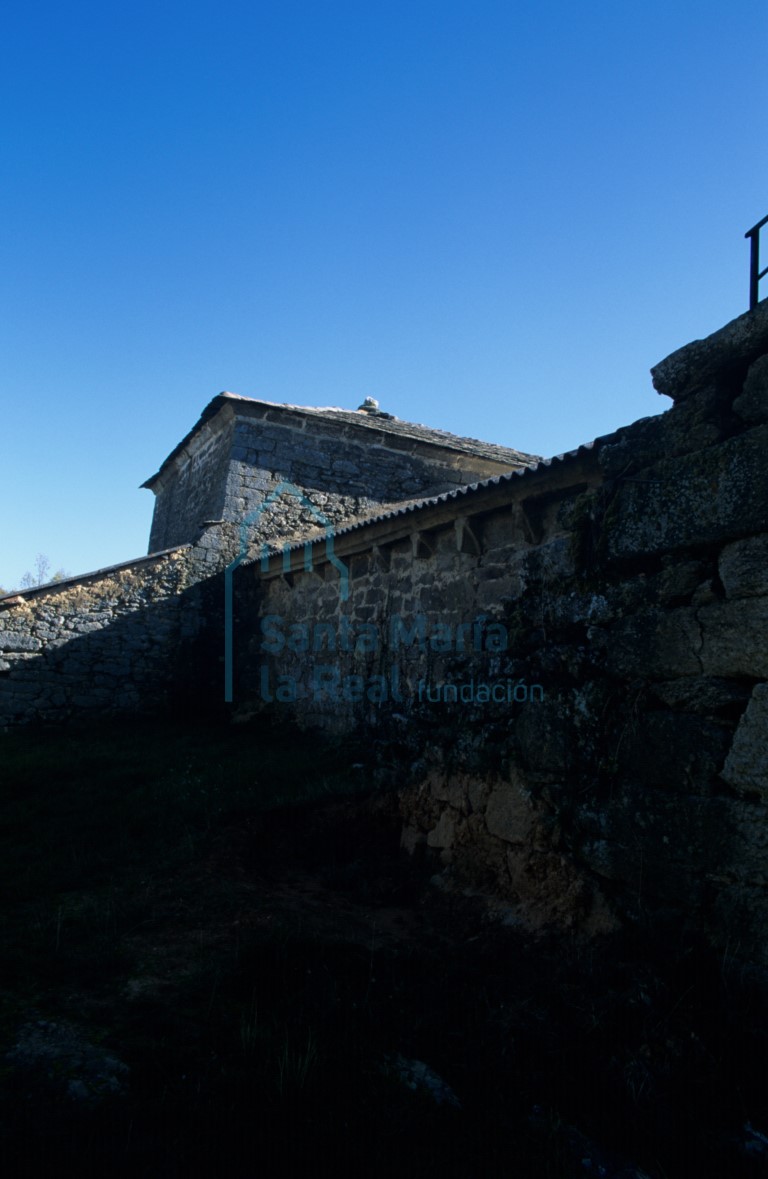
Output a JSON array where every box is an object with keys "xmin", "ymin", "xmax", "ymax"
[
  {"xmin": 235, "ymin": 305, "xmax": 768, "ymax": 964},
  {"xmin": 0, "ymin": 549, "xmax": 206, "ymax": 726}
]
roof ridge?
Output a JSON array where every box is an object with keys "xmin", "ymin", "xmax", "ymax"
[
  {"xmin": 221, "ymin": 392, "xmax": 538, "ymax": 455},
  {"xmin": 143, "ymin": 393, "xmax": 541, "ymax": 488}
]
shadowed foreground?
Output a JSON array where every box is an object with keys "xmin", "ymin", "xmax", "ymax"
[{"xmin": 0, "ymin": 720, "xmax": 765, "ymax": 1178}]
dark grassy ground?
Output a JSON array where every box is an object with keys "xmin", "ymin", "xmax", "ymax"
[{"xmin": 0, "ymin": 719, "xmax": 765, "ymax": 1178}]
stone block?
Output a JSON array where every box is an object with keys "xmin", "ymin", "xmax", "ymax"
[
  {"xmin": 654, "ymin": 559, "xmax": 709, "ymax": 604},
  {"xmin": 733, "ymin": 353, "xmax": 768, "ymax": 423},
  {"xmin": 718, "ymin": 534, "xmax": 768, "ymax": 599},
  {"xmin": 523, "ymin": 537, "xmax": 574, "ymax": 583},
  {"xmin": 697, "ymin": 597, "xmax": 768, "ymax": 677},
  {"xmin": 607, "ymin": 426, "xmax": 768, "ymax": 559},
  {"xmin": 332, "ymin": 460, "xmax": 361, "ymax": 477},
  {"xmin": 70, "ymin": 620, "xmax": 106, "ymax": 634},
  {"xmin": 243, "ymin": 471, "xmax": 272, "ymax": 490},
  {"xmin": 597, "ymin": 395, "xmax": 722, "ymax": 478},
  {"xmin": 485, "ymin": 779, "xmax": 536, "ymax": 844},
  {"xmin": 606, "ymin": 608, "xmax": 702, "ymax": 678},
  {"xmin": 691, "ymin": 579, "xmax": 719, "ymax": 606},
  {"xmin": 476, "ymin": 576, "xmax": 523, "ymax": 609},
  {"xmin": 721, "ymin": 683, "xmax": 768, "ymax": 801},
  {"xmin": 427, "ymin": 772, "xmax": 468, "ymax": 810},
  {"xmin": 426, "ymin": 809, "xmax": 457, "ymax": 849},
  {"xmin": 651, "ymin": 299, "xmax": 768, "ymax": 402},
  {"xmin": 467, "ymin": 777, "xmax": 492, "ymax": 811},
  {"xmin": 0, "ymin": 634, "xmax": 42, "ymax": 652}
]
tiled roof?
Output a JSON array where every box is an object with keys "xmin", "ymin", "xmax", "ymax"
[{"xmin": 251, "ymin": 439, "xmax": 600, "ymax": 559}]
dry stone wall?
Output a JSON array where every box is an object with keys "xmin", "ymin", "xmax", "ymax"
[{"xmin": 0, "ymin": 549, "xmax": 210, "ymax": 726}]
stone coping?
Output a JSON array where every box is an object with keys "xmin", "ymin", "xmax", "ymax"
[
  {"xmin": 0, "ymin": 546, "xmax": 189, "ymax": 607},
  {"xmin": 652, "ymin": 298, "xmax": 768, "ymax": 402}
]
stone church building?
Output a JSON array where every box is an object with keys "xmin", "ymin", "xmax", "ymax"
[{"xmin": 141, "ymin": 391, "xmax": 540, "ymax": 558}]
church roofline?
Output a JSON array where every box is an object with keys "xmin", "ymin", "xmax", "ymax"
[{"xmin": 141, "ymin": 392, "xmax": 541, "ymax": 490}]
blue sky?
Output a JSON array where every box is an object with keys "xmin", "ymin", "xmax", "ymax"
[{"xmin": 2, "ymin": 0, "xmax": 767, "ymax": 588}]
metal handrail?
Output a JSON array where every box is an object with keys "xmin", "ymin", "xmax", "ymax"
[{"xmin": 745, "ymin": 213, "xmax": 768, "ymax": 309}]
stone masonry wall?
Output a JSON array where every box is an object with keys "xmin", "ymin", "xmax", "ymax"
[
  {"xmin": 0, "ymin": 390, "xmax": 529, "ymax": 729},
  {"xmin": 2, "ymin": 302, "xmax": 766, "ymax": 969},
  {"xmin": 147, "ymin": 398, "xmax": 527, "ymax": 555},
  {"xmin": 146, "ymin": 414, "xmax": 234, "ymax": 554},
  {"xmin": 0, "ymin": 548, "xmax": 209, "ymax": 727},
  {"xmin": 232, "ymin": 303, "xmax": 768, "ymax": 966}
]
